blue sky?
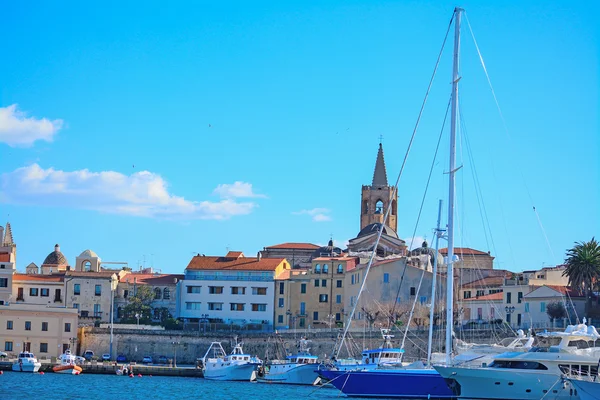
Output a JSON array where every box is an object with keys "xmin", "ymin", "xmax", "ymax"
[{"xmin": 0, "ymin": 1, "xmax": 597, "ymax": 274}]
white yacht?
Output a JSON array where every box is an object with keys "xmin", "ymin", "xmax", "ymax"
[
  {"xmin": 257, "ymin": 338, "xmax": 320, "ymax": 385},
  {"xmin": 53, "ymin": 350, "xmax": 82, "ymax": 375},
  {"xmin": 202, "ymin": 340, "xmax": 261, "ymax": 381},
  {"xmin": 434, "ymin": 321, "xmax": 600, "ymax": 400},
  {"xmin": 12, "ymin": 351, "xmax": 42, "ymax": 373}
]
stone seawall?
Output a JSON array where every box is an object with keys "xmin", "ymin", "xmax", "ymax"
[{"xmin": 79, "ymin": 327, "xmax": 515, "ymax": 364}]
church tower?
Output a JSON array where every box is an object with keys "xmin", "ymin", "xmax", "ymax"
[{"xmin": 360, "ymin": 143, "xmax": 398, "ymax": 231}]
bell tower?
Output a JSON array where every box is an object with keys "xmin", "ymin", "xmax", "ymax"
[{"xmin": 360, "ymin": 143, "xmax": 398, "ymax": 231}]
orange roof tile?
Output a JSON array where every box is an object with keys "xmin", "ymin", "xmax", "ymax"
[
  {"xmin": 66, "ymin": 271, "xmax": 117, "ymax": 278},
  {"xmin": 463, "ymin": 292, "xmax": 503, "ymax": 301},
  {"xmin": 462, "ymin": 276, "xmax": 506, "ymax": 288},
  {"xmin": 440, "ymin": 247, "xmax": 491, "ymax": 256},
  {"xmin": 120, "ymin": 273, "xmax": 184, "ymax": 285},
  {"xmin": 265, "ymin": 243, "xmax": 320, "ymax": 250},
  {"xmin": 545, "ymin": 285, "xmax": 582, "ymax": 297},
  {"xmin": 13, "ymin": 273, "xmax": 65, "ymax": 283},
  {"xmin": 186, "ymin": 255, "xmax": 286, "ymax": 271},
  {"xmin": 0, "ymin": 253, "xmax": 10, "ymax": 262}
]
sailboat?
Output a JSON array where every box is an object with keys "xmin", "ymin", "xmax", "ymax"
[{"xmin": 318, "ymin": 7, "xmax": 465, "ymax": 398}]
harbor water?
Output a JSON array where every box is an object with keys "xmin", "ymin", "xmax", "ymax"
[{"xmin": 0, "ymin": 371, "xmax": 344, "ymax": 400}]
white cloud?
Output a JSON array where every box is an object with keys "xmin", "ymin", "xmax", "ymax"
[
  {"xmin": 213, "ymin": 181, "xmax": 266, "ymax": 199},
  {"xmin": 293, "ymin": 208, "xmax": 332, "ymax": 222},
  {"xmin": 0, "ymin": 164, "xmax": 260, "ymax": 220},
  {"xmin": 0, "ymin": 104, "xmax": 63, "ymax": 147}
]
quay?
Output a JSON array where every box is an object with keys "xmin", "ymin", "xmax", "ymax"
[{"xmin": 0, "ymin": 361, "xmax": 203, "ymax": 377}]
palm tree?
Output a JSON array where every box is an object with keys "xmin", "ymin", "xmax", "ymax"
[{"xmin": 562, "ymin": 238, "xmax": 600, "ymax": 316}]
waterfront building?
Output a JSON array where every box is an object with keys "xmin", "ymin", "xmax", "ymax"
[
  {"xmin": 0, "ymin": 302, "xmax": 78, "ymax": 358},
  {"xmin": 274, "ymin": 247, "xmax": 359, "ymax": 329},
  {"xmin": 260, "ymin": 242, "xmax": 319, "ymax": 269},
  {"xmin": 115, "ymin": 272, "xmax": 183, "ymax": 321},
  {"xmin": 178, "ymin": 251, "xmax": 289, "ymax": 328},
  {"xmin": 461, "ymin": 291, "xmax": 503, "ymax": 325},
  {"xmin": 13, "ymin": 273, "xmax": 65, "ymax": 306},
  {"xmin": 523, "ymin": 285, "xmax": 584, "ymax": 328},
  {"xmin": 0, "ymin": 222, "xmax": 17, "ymax": 305}
]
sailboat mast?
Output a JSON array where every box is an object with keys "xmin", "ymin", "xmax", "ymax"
[
  {"xmin": 446, "ymin": 7, "xmax": 463, "ymax": 365},
  {"xmin": 427, "ymin": 199, "xmax": 444, "ymax": 365}
]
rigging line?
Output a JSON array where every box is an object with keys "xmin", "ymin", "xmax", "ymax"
[
  {"xmin": 337, "ymin": 11, "xmax": 455, "ymax": 356},
  {"xmin": 464, "ymin": 12, "xmax": 556, "ymax": 265},
  {"xmin": 400, "ymin": 267, "xmax": 428, "ymax": 353},
  {"xmin": 390, "ymin": 96, "xmax": 451, "ymax": 335}
]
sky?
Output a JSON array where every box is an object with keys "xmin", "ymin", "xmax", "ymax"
[{"xmin": 0, "ymin": 1, "xmax": 597, "ymax": 274}]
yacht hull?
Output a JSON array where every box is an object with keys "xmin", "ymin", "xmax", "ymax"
[
  {"xmin": 258, "ymin": 363, "xmax": 320, "ymax": 385},
  {"xmin": 52, "ymin": 364, "xmax": 82, "ymax": 374},
  {"xmin": 434, "ymin": 365, "xmax": 576, "ymax": 400},
  {"xmin": 570, "ymin": 379, "xmax": 600, "ymax": 400},
  {"xmin": 318, "ymin": 368, "xmax": 455, "ymax": 399}
]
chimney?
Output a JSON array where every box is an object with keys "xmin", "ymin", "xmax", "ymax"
[{"xmin": 257, "ymin": 252, "xmax": 262, "ymax": 261}]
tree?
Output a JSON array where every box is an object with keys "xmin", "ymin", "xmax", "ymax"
[
  {"xmin": 122, "ymin": 285, "xmax": 155, "ymax": 324},
  {"xmin": 546, "ymin": 302, "xmax": 567, "ymax": 326},
  {"xmin": 361, "ymin": 307, "xmax": 380, "ymax": 329},
  {"xmin": 563, "ymin": 238, "xmax": 600, "ymax": 315}
]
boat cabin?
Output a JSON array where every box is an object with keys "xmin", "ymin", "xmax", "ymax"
[{"xmin": 286, "ymin": 354, "xmax": 318, "ymax": 364}]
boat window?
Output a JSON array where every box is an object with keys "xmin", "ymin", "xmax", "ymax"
[
  {"xmin": 568, "ymin": 340, "xmax": 590, "ymax": 349},
  {"xmin": 489, "ymin": 360, "xmax": 548, "ymax": 370},
  {"xmin": 291, "ymin": 358, "xmax": 296, "ymax": 363}
]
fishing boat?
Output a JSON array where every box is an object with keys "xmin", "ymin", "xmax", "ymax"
[
  {"xmin": 257, "ymin": 337, "xmax": 320, "ymax": 385},
  {"xmin": 52, "ymin": 349, "xmax": 83, "ymax": 375},
  {"xmin": 12, "ymin": 351, "xmax": 42, "ymax": 373},
  {"xmin": 202, "ymin": 339, "xmax": 262, "ymax": 381}
]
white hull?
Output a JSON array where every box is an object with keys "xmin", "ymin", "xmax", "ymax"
[
  {"xmin": 435, "ymin": 365, "xmax": 576, "ymax": 400},
  {"xmin": 570, "ymin": 379, "xmax": 600, "ymax": 400},
  {"xmin": 204, "ymin": 363, "xmax": 258, "ymax": 381},
  {"xmin": 259, "ymin": 363, "xmax": 320, "ymax": 385},
  {"xmin": 12, "ymin": 362, "xmax": 41, "ymax": 373}
]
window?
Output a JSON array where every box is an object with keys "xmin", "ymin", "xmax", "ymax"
[
  {"xmin": 314, "ymin": 279, "xmax": 320, "ymax": 287},
  {"xmin": 7, "ymin": 320, "xmax": 13, "ymax": 330},
  {"xmin": 39, "ymin": 343, "xmax": 48, "ymax": 353},
  {"xmin": 300, "ymin": 302, "xmax": 306, "ymax": 315},
  {"xmin": 323, "ymin": 264, "xmax": 329, "ymax": 273},
  {"xmin": 300, "ymin": 283, "xmax": 306, "ymax": 294},
  {"xmin": 278, "ymin": 298, "xmax": 284, "ymax": 308},
  {"xmin": 322, "ymin": 279, "xmax": 327, "ymax": 287},
  {"xmin": 383, "ymin": 273, "xmax": 389, "ymax": 283},
  {"xmin": 40, "ymin": 288, "xmax": 49, "ymax": 297},
  {"xmin": 506, "ymin": 313, "xmax": 512, "ymax": 323},
  {"xmin": 420, "ymin": 296, "xmax": 427, "ymax": 304},
  {"xmin": 84, "ymin": 261, "xmax": 91, "ymax": 272},
  {"xmin": 518, "ymin": 292, "xmax": 523, "ymax": 304},
  {"xmin": 375, "ymin": 200, "xmax": 383, "ymax": 214},
  {"xmin": 123, "ymin": 289, "xmax": 128, "ymax": 299},
  {"xmin": 279, "ymin": 282, "xmax": 284, "ymax": 295},
  {"xmin": 25, "ymin": 321, "xmax": 31, "ymax": 330},
  {"xmin": 525, "ymin": 303, "xmax": 530, "ymax": 312},
  {"xmin": 30, "ymin": 288, "xmax": 38, "ymax": 296},
  {"xmin": 54, "ymin": 288, "xmax": 62, "ymax": 302},
  {"xmin": 74, "ymin": 284, "xmax": 81, "ymax": 295},
  {"xmin": 208, "ymin": 302, "xmax": 223, "ymax": 311},
  {"xmin": 541, "ymin": 302, "xmax": 546, "ymax": 312},
  {"xmin": 95, "ymin": 285, "xmax": 101, "ymax": 296},
  {"xmin": 336, "ymin": 294, "xmax": 342, "ymax": 304},
  {"xmin": 209, "ymin": 286, "xmax": 224, "ymax": 294},
  {"xmin": 299, "ymin": 318, "xmax": 305, "ymax": 327},
  {"xmin": 336, "ymin": 280, "xmax": 343, "ymax": 288},
  {"xmin": 5, "ymin": 341, "xmax": 13, "ymax": 351},
  {"xmin": 463, "ymin": 291, "xmax": 472, "ymax": 299},
  {"xmin": 351, "ymin": 275, "xmax": 355, "ymax": 285},
  {"xmin": 73, "ymin": 303, "xmax": 80, "ymax": 311},
  {"xmin": 477, "ymin": 308, "xmax": 483, "ymax": 320},
  {"xmin": 410, "ymin": 287, "xmax": 416, "ymax": 296},
  {"xmin": 319, "ymin": 294, "xmax": 328, "ymax": 303},
  {"xmin": 337, "ymin": 264, "xmax": 343, "ymax": 274},
  {"xmin": 476, "ymin": 290, "xmax": 485, "ymax": 297},
  {"xmin": 278, "ymin": 315, "xmax": 284, "ymax": 323},
  {"xmin": 252, "ymin": 304, "xmax": 267, "ymax": 312},
  {"xmin": 186, "ymin": 286, "xmax": 201, "ymax": 294},
  {"xmin": 94, "ymin": 304, "xmax": 101, "ymax": 317},
  {"xmin": 313, "ymin": 311, "xmax": 319, "ymax": 321},
  {"xmin": 314, "ymin": 264, "xmax": 321, "ymax": 273},
  {"xmin": 186, "ymin": 302, "xmax": 202, "ymax": 310},
  {"xmin": 336, "ymin": 313, "xmax": 341, "ymax": 321},
  {"xmin": 231, "ymin": 287, "xmax": 246, "ymax": 295},
  {"xmin": 252, "ymin": 287, "xmax": 267, "ymax": 295},
  {"xmin": 230, "ymin": 303, "xmax": 245, "ymax": 311},
  {"xmin": 0, "ymin": 278, "xmax": 7, "ymax": 287},
  {"xmin": 17, "ymin": 287, "xmax": 24, "ymax": 301},
  {"xmin": 163, "ymin": 287, "xmax": 170, "ymax": 299},
  {"xmin": 506, "ymin": 292, "xmax": 512, "ymax": 304},
  {"xmin": 65, "ymin": 323, "xmax": 71, "ymax": 332},
  {"xmin": 42, "ymin": 322, "xmax": 48, "ymax": 331}
]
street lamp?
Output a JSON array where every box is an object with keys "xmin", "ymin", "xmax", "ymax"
[{"xmin": 135, "ymin": 313, "xmax": 140, "ymax": 326}]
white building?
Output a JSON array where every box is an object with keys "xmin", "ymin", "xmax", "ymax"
[
  {"xmin": 177, "ymin": 251, "xmax": 289, "ymax": 327},
  {"xmin": 523, "ymin": 285, "xmax": 585, "ymax": 329}
]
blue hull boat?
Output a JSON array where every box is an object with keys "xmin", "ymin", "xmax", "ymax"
[{"xmin": 318, "ymin": 368, "xmax": 455, "ymax": 399}]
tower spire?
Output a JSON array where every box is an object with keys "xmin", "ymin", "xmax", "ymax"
[
  {"xmin": 3, "ymin": 222, "xmax": 14, "ymax": 245},
  {"xmin": 372, "ymin": 143, "xmax": 388, "ymax": 187}
]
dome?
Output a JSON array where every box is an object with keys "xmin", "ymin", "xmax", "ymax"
[
  {"xmin": 79, "ymin": 249, "xmax": 98, "ymax": 258},
  {"xmin": 42, "ymin": 244, "xmax": 68, "ymax": 266},
  {"xmin": 357, "ymin": 223, "xmax": 399, "ymax": 239},
  {"xmin": 409, "ymin": 241, "xmax": 443, "ymax": 266},
  {"xmin": 312, "ymin": 239, "xmax": 343, "ymax": 258}
]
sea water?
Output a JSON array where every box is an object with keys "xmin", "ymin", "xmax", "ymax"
[{"xmin": 0, "ymin": 372, "xmax": 345, "ymax": 400}]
